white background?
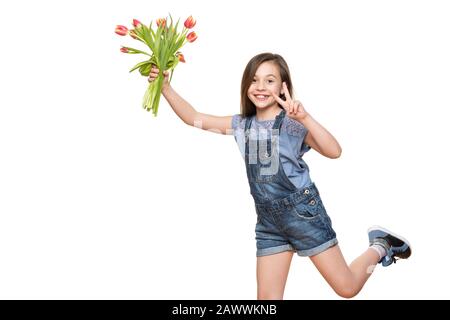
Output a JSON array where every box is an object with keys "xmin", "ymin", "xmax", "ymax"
[{"xmin": 0, "ymin": 0, "xmax": 449, "ymax": 299}]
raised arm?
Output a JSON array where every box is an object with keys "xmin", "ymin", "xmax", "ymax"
[
  {"xmin": 149, "ymin": 66, "xmax": 233, "ymax": 135},
  {"xmin": 272, "ymin": 82, "xmax": 342, "ymax": 159}
]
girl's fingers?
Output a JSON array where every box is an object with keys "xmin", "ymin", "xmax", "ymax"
[
  {"xmin": 283, "ymin": 82, "xmax": 292, "ymax": 102},
  {"xmin": 291, "ymin": 101, "xmax": 297, "ymax": 114},
  {"xmin": 150, "ymin": 65, "xmax": 167, "ymax": 75},
  {"xmin": 272, "ymin": 92, "xmax": 287, "ymax": 107},
  {"xmin": 293, "ymin": 101, "xmax": 300, "ymax": 114},
  {"xmin": 148, "ymin": 68, "xmax": 169, "ymax": 82},
  {"xmin": 148, "ymin": 74, "xmax": 170, "ymax": 83},
  {"xmin": 151, "ymin": 66, "xmax": 162, "ymax": 76}
]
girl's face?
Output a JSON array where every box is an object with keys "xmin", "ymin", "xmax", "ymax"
[{"xmin": 247, "ymin": 61, "xmax": 283, "ymax": 110}]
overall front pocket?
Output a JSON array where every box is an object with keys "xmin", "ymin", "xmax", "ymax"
[{"xmin": 293, "ymin": 196, "xmax": 322, "ymax": 220}]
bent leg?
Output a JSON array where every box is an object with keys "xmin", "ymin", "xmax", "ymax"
[
  {"xmin": 309, "ymin": 244, "xmax": 379, "ymax": 298},
  {"xmin": 257, "ymin": 251, "xmax": 294, "ymax": 300}
]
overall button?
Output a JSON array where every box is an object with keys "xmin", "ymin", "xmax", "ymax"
[
  {"xmin": 304, "ymin": 189, "xmax": 310, "ymax": 195},
  {"xmin": 309, "ymin": 199, "xmax": 316, "ymax": 205}
]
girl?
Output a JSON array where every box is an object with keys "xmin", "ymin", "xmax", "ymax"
[{"xmin": 148, "ymin": 52, "xmax": 411, "ymax": 299}]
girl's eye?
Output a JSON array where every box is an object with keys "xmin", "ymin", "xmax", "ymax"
[
  {"xmin": 252, "ymin": 79, "xmax": 274, "ymax": 83},
  {"xmin": 251, "ymin": 79, "xmax": 275, "ymax": 85}
]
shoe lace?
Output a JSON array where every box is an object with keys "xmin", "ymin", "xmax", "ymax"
[{"xmin": 373, "ymin": 238, "xmax": 400, "ymax": 265}]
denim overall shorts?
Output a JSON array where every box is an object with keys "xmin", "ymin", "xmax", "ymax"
[{"xmin": 244, "ymin": 110, "xmax": 338, "ymax": 257}]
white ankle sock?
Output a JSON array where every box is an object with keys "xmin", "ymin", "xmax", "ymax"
[{"xmin": 369, "ymin": 243, "xmax": 387, "ymax": 260}]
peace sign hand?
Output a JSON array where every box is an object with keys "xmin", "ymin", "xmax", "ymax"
[{"xmin": 272, "ymin": 82, "xmax": 309, "ymax": 121}]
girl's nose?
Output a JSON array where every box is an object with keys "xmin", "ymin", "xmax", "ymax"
[{"xmin": 256, "ymin": 81, "xmax": 265, "ymax": 90}]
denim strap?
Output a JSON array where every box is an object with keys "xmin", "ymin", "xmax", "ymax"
[{"xmin": 272, "ymin": 109, "xmax": 286, "ymax": 130}]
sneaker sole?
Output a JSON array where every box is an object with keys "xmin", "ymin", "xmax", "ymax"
[{"xmin": 368, "ymin": 225, "xmax": 412, "ymax": 259}]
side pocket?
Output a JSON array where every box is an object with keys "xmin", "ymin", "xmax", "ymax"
[{"xmin": 293, "ymin": 196, "xmax": 321, "ymax": 220}]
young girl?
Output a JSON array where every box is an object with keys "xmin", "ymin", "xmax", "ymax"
[{"xmin": 148, "ymin": 52, "xmax": 411, "ymax": 299}]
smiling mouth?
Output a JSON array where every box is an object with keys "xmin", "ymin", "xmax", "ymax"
[{"xmin": 254, "ymin": 95, "xmax": 270, "ymax": 101}]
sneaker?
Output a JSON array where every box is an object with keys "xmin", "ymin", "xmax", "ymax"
[{"xmin": 368, "ymin": 225, "xmax": 412, "ymax": 267}]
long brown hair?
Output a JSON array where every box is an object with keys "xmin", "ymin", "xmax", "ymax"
[{"xmin": 240, "ymin": 53, "xmax": 294, "ymax": 118}]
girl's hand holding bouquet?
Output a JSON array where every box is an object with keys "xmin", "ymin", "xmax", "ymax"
[
  {"xmin": 115, "ymin": 14, "xmax": 197, "ymax": 116},
  {"xmin": 148, "ymin": 66, "xmax": 170, "ymax": 92}
]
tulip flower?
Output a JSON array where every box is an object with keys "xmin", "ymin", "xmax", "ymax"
[
  {"xmin": 184, "ymin": 16, "xmax": 196, "ymax": 29},
  {"xmin": 132, "ymin": 19, "xmax": 142, "ymax": 28},
  {"xmin": 115, "ymin": 25, "xmax": 128, "ymax": 36},
  {"xmin": 116, "ymin": 14, "xmax": 198, "ymax": 116},
  {"xmin": 129, "ymin": 29, "xmax": 138, "ymax": 39},
  {"xmin": 177, "ymin": 52, "xmax": 186, "ymax": 63},
  {"xmin": 186, "ymin": 31, "xmax": 197, "ymax": 43},
  {"xmin": 156, "ymin": 18, "xmax": 166, "ymax": 28}
]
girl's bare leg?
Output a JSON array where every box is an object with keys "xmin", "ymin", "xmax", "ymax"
[
  {"xmin": 256, "ymin": 251, "xmax": 294, "ymax": 300},
  {"xmin": 309, "ymin": 244, "xmax": 379, "ymax": 298}
]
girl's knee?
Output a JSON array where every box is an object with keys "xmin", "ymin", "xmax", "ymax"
[{"xmin": 334, "ymin": 283, "xmax": 360, "ymax": 299}]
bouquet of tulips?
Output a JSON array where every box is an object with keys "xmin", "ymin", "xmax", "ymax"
[{"xmin": 115, "ymin": 15, "xmax": 197, "ymax": 116}]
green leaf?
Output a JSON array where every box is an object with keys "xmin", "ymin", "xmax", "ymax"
[
  {"xmin": 154, "ymin": 19, "xmax": 165, "ymax": 52},
  {"xmin": 122, "ymin": 46, "xmax": 151, "ymax": 56},
  {"xmin": 140, "ymin": 24, "xmax": 155, "ymax": 52},
  {"xmin": 129, "ymin": 60, "xmax": 151, "ymax": 73},
  {"xmin": 171, "ymin": 28, "xmax": 188, "ymax": 53},
  {"xmin": 167, "ymin": 18, "xmax": 180, "ymax": 52},
  {"xmin": 166, "ymin": 55, "xmax": 179, "ymax": 69},
  {"xmin": 149, "ymin": 22, "xmax": 156, "ymax": 39},
  {"xmin": 129, "ymin": 29, "xmax": 144, "ymax": 43},
  {"xmin": 149, "ymin": 54, "xmax": 159, "ymax": 68},
  {"xmin": 139, "ymin": 63, "xmax": 152, "ymax": 76}
]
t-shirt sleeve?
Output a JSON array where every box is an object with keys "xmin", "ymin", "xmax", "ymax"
[
  {"xmin": 283, "ymin": 117, "xmax": 311, "ymax": 158},
  {"xmin": 299, "ymin": 129, "xmax": 311, "ymax": 157},
  {"xmin": 231, "ymin": 114, "xmax": 246, "ymax": 158},
  {"xmin": 231, "ymin": 114, "xmax": 244, "ymax": 131}
]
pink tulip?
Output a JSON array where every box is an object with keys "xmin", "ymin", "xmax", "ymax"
[
  {"xmin": 184, "ymin": 16, "xmax": 196, "ymax": 29},
  {"xmin": 133, "ymin": 19, "xmax": 142, "ymax": 28},
  {"xmin": 186, "ymin": 31, "xmax": 197, "ymax": 43},
  {"xmin": 120, "ymin": 47, "xmax": 129, "ymax": 53},
  {"xmin": 115, "ymin": 25, "xmax": 128, "ymax": 36},
  {"xmin": 156, "ymin": 18, "xmax": 166, "ymax": 28}
]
